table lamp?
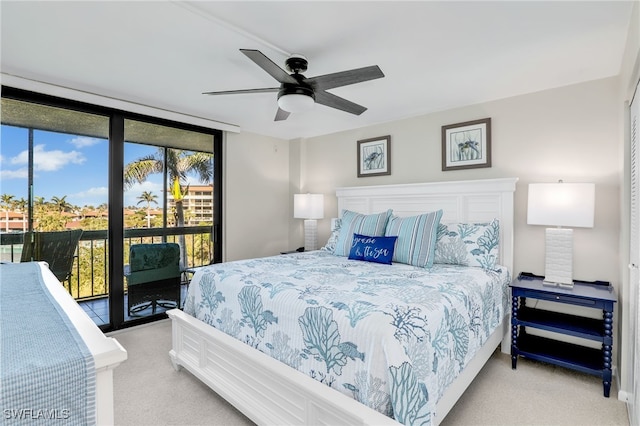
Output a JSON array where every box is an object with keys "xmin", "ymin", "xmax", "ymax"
[
  {"xmin": 294, "ymin": 193, "xmax": 324, "ymax": 251},
  {"xmin": 527, "ymin": 181, "xmax": 595, "ymax": 288}
]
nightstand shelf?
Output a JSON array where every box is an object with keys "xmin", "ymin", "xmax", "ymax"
[
  {"xmin": 517, "ymin": 333, "xmax": 603, "ymax": 375},
  {"xmin": 517, "ymin": 306, "xmax": 604, "ymax": 341},
  {"xmin": 510, "ymin": 273, "xmax": 617, "ymax": 397}
]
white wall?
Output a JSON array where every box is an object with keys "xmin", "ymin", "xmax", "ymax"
[{"xmin": 223, "ymin": 131, "xmax": 291, "ymax": 261}]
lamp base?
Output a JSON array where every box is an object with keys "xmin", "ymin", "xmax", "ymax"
[
  {"xmin": 543, "ymin": 228, "xmax": 574, "ymax": 288},
  {"xmin": 303, "ymin": 219, "xmax": 318, "ymax": 251},
  {"xmin": 542, "ymin": 280, "xmax": 574, "ymax": 289}
]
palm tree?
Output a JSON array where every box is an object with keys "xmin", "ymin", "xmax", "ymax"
[
  {"xmin": 0, "ymin": 194, "xmax": 15, "ymax": 232},
  {"xmin": 137, "ymin": 191, "xmax": 158, "ymax": 228},
  {"xmin": 124, "ymin": 148, "xmax": 213, "ymax": 268},
  {"xmin": 14, "ymin": 197, "xmax": 28, "ymax": 232},
  {"xmin": 34, "ymin": 196, "xmax": 46, "ymax": 208},
  {"xmin": 50, "ymin": 195, "xmax": 73, "ymax": 213}
]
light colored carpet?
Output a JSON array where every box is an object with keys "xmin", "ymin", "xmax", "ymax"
[
  {"xmin": 110, "ymin": 320, "xmax": 252, "ymax": 426},
  {"xmin": 440, "ymin": 349, "xmax": 629, "ymax": 426},
  {"xmin": 110, "ymin": 320, "xmax": 629, "ymax": 426}
]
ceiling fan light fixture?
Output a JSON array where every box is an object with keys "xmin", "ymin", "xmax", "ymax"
[
  {"xmin": 277, "ymin": 93, "xmax": 314, "ymax": 113},
  {"xmin": 204, "ymin": 49, "xmax": 384, "ymax": 121}
]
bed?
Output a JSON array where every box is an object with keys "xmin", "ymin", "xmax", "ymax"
[
  {"xmin": 0, "ymin": 261, "xmax": 127, "ymax": 425},
  {"xmin": 168, "ymin": 177, "xmax": 517, "ymax": 425}
]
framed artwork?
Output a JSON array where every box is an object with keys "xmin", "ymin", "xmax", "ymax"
[
  {"xmin": 357, "ymin": 135, "xmax": 391, "ymax": 177},
  {"xmin": 441, "ymin": 118, "xmax": 491, "ymax": 171}
]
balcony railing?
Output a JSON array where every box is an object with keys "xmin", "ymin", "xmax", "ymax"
[{"xmin": 0, "ymin": 226, "xmax": 213, "ymax": 301}]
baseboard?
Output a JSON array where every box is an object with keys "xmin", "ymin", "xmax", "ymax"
[
  {"xmin": 617, "ymin": 389, "xmax": 633, "ymax": 426},
  {"xmin": 617, "ymin": 390, "xmax": 632, "ymax": 403}
]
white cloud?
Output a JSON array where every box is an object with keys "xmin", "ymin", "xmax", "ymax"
[
  {"xmin": 13, "ymin": 144, "xmax": 86, "ymax": 172},
  {"xmin": 68, "ymin": 186, "xmax": 109, "ymax": 207},
  {"xmin": 0, "ymin": 167, "xmax": 28, "ymax": 179},
  {"xmin": 73, "ymin": 186, "xmax": 108, "ymax": 199},
  {"xmin": 70, "ymin": 136, "xmax": 102, "ymax": 149},
  {"xmin": 9, "ymin": 149, "xmax": 28, "ymax": 166},
  {"xmin": 124, "ymin": 180, "xmax": 164, "ymax": 207}
]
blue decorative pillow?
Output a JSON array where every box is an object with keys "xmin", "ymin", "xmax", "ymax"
[
  {"xmin": 348, "ymin": 233, "xmax": 398, "ymax": 265},
  {"xmin": 334, "ymin": 209, "xmax": 392, "ymax": 257},
  {"xmin": 384, "ymin": 210, "xmax": 443, "ymax": 268},
  {"xmin": 434, "ymin": 219, "xmax": 500, "ymax": 271}
]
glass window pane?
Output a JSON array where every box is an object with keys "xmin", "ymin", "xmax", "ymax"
[
  {"xmin": 124, "ymin": 142, "xmax": 165, "ymax": 230},
  {"xmin": 1, "ymin": 98, "xmax": 110, "ymax": 326},
  {"xmin": 0, "ymin": 125, "xmax": 29, "ymax": 237},
  {"xmin": 123, "ymin": 119, "xmax": 214, "ymax": 321}
]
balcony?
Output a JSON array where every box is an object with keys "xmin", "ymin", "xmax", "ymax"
[{"xmin": 0, "ymin": 226, "xmax": 213, "ymax": 326}]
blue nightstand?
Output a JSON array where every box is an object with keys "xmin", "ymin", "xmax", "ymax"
[{"xmin": 510, "ymin": 273, "xmax": 617, "ymax": 397}]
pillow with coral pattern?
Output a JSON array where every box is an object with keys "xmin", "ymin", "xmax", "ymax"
[{"xmin": 434, "ymin": 219, "xmax": 500, "ymax": 271}]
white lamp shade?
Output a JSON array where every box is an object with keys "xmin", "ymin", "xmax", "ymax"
[
  {"xmin": 294, "ymin": 194, "xmax": 324, "ymax": 219},
  {"xmin": 278, "ymin": 94, "xmax": 314, "ymax": 113},
  {"xmin": 527, "ymin": 182, "xmax": 595, "ymax": 228}
]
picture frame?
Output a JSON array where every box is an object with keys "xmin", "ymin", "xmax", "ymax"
[
  {"xmin": 357, "ymin": 135, "xmax": 391, "ymax": 177},
  {"xmin": 441, "ymin": 118, "xmax": 491, "ymax": 171}
]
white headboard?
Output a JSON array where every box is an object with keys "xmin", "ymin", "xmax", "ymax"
[{"xmin": 335, "ymin": 177, "xmax": 519, "ymax": 272}]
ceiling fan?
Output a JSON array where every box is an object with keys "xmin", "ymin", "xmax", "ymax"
[{"xmin": 203, "ymin": 49, "xmax": 385, "ymax": 121}]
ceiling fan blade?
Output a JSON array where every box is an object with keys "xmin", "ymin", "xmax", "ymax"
[
  {"xmin": 274, "ymin": 108, "xmax": 290, "ymax": 121},
  {"xmin": 240, "ymin": 49, "xmax": 297, "ymax": 85},
  {"xmin": 203, "ymin": 87, "xmax": 279, "ymax": 95},
  {"xmin": 306, "ymin": 65, "xmax": 384, "ymax": 91},
  {"xmin": 314, "ymin": 91, "xmax": 367, "ymax": 115}
]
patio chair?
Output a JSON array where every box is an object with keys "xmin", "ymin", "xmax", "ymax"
[
  {"xmin": 126, "ymin": 243, "xmax": 181, "ymax": 316},
  {"xmin": 21, "ymin": 229, "xmax": 83, "ymax": 283}
]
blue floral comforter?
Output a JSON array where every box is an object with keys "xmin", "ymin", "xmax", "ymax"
[{"xmin": 184, "ymin": 251, "xmax": 510, "ymax": 425}]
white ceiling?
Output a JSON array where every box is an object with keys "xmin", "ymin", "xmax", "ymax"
[{"xmin": 0, "ymin": 1, "xmax": 634, "ymax": 140}]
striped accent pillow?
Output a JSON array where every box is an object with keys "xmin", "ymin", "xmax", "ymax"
[
  {"xmin": 384, "ymin": 210, "xmax": 443, "ymax": 268},
  {"xmin": 333, "ymin": 209, "xmax": 392, "ymax": 257}
]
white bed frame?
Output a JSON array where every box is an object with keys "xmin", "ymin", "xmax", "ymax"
[
  {"xmin": 168, "ymin": 177, "xmax": 518, "ymax": 425},
  {"xmin": 37, "ymin": 262, "xmax": 128, "ymax": 425}
]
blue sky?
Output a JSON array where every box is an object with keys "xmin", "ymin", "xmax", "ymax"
[{"xmin": 0, "ymin": 125, "xmax": 186, "ymax": 209}]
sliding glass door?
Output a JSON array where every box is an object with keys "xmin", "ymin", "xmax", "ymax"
[
  {"xmin": 1, "ymin": 87, "xmax": 222, "ymax": 331},
  {"xmin": 121, "ymin": 118, "xmax": 217, "ymax": 322}
]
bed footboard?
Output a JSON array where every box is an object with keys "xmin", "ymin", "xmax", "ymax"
[
  {"xmin": 168, "ymin": 308, "xmax": 399, "ymax": 426},
  {"xmin": 168, "ymin": 308, "xmax": 507, "ymax": 426}
]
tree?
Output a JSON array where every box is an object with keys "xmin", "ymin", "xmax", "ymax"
[
  {"xmin": 0, "ymin": 194, "xmax": 15, "ymax": 232},
  {"xmin": 125, "ymin": 210, "xmax": 148, "ymax": 229},
  {"xmin": 50, "ymin": 195, "xmax": 73, "ymax": 213},
  {"xmin": 136, "ymin": 191, "xmax": 158, "ymax": 228},
  {"xmin": 14, "ymin": 197, "xmax": 28, "ymax": 232},
  {"xmin": 35, "ymin": 209, "xmax": 67, "ymax": 231},
  {"xmin": 124, "ymin": 148, "xmax": 213, "ymax": 268},
  {"xmin": 34, "ymin": 196, "xmax": 46, "ymax": 209}
]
